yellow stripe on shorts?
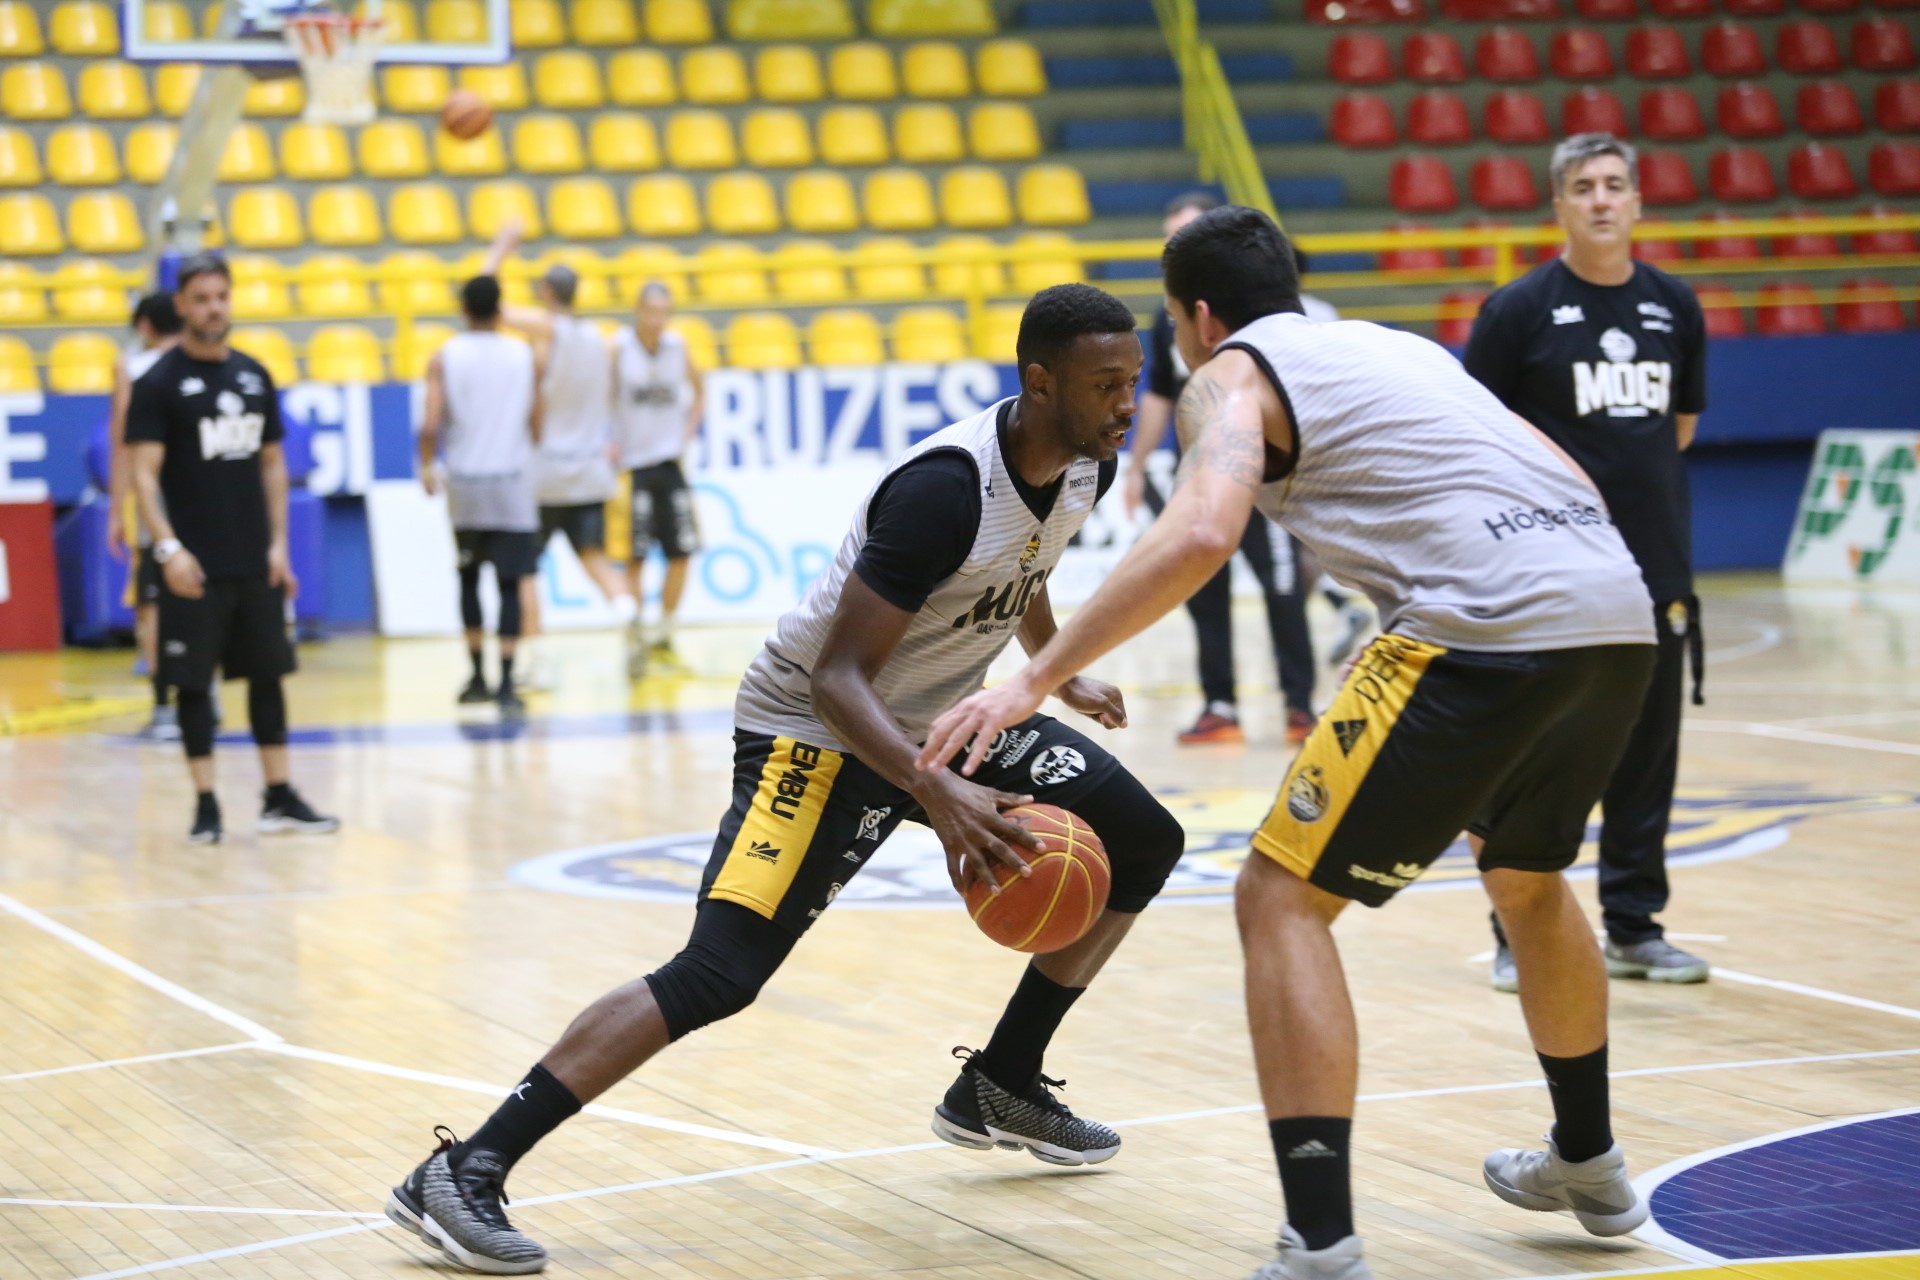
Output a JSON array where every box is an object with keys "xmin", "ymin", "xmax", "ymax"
[
  {"xmin": 1252, "ymin": 635, "xmax": 1445, "ymax": 885},
  {"xmin": 708, "ymin": 736, "xmax": 845, "ymax": 920}
]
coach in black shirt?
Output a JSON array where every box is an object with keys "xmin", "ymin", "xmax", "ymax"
[
  {"xmin": 127, "ymin": 254, "xmax": 337, "ymax": 845},
  {"xmin": 1464, "ymin": 134, "xmax": 1708, "ymax": 988}
]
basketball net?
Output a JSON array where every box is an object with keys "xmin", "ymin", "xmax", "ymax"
[{"xmin": 282, "ymin": 13, "xmax": 383, "ymax": 124}]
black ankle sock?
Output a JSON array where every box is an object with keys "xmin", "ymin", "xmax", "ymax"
[
  {"xmin": 455, "ymin": 1063, "xmax": 582, "ymax": 1173},
  {"xmin": 499, "ymin": 655, "xmax": 516, "ymax": 689},
  {"xmin": 976, "ymin": 963, "xmax": 1084, "ymax": 1090},
  {"xmin": 468, "ymin": 648, "xmax": 485, "ymax": 681},
  {"xmin": 1539, "ymin": 1043, "xmax": 1611, "ymax": 1163},
  {"xmin": 1271, "ymin": 1116, "xmax": 1353, "ymax": 1250},
  {"xmin": 195, "ymin": 790, "xmax": 219, "ymax": 816},
  {"xmin": 153, "ymin": 676, "xmax": 170, "ymax": 708},
  {"xmin": 265, "ymin": 781, "xmax": 295, "ymax": 806}
]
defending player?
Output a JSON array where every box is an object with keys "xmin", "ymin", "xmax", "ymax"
[{"xmin": 381, "ymin": 285, "xmax": 1185, "ymax": 1275}]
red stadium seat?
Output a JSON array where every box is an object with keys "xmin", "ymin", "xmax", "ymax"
[
  {"xmin": 1771, "ymin": 208, "xmax": 1842, "ymax": 254},
  {"xmin": 1332, "ymin": 93, "xmax": 1399, "ymax": 146},
  {"xmin": 1694, "ymin": 284, "xmax": 1747, "ymax": 337},
  {"xmin": 1834, "ymin": 279, "xmax": 1907, "ymax": 331},
  {"xmin": 1563, "ymin": 86, "xmax": 1630, "ymax": 134},
  {"xmin": 1788, "ymin": 141, "xmax": 1860, "ymax": 197},
  {"xmin": 1472, "ymin": 154, "xmax": 1541, "ymax": 208},
  {"xmin": 1725, "ymin": 0, "xmax": 1786, "ymax": 13},
  {"xmin": 1875, "ymin": 79, "xmax": 1920, "ymax": 130},
  {"xmin": 1639, "ymin": 149, "xmax": 1700, "ymax": 203},
  {"xmin": 1703, "ymin": 21, "xmax": 1768, "ymax": 75},
  {"xmin": 1709, "ymin": 145, "xmax": 1778, "ymax": 200},
  {"xmin": 1755, "ymin": 282, "xmax": 1826, "ymax": 334},
  {"xmin": 1390, "ymin": 155, "xmax": 1460, "ymax": 210},
  {"xmin": 1798, "ymin": 0, "xmax": 1857, "ymax": 11},
  {"xmin": 1718, "ymin": 82, "xmax": 1785, "ymax": 136},
  {"xmin": 1632, "ymin": 216, "xmax": 1687, "ymax": 260},
  {"xmin": 1576, "ymin": 0, "xmax": 1637, "ymax": 17},
  {"xmin": 1457, "ymin": 216, "xmax": 1508, "ymax": 267},
  {"xmin": 1649, "ymin": 0, "xmax": 1711, "ymax": 15},
  {"xmin": 1403, "ymin": 31, "xmax": 1468, "ymax": 81},
  {"xmin": 1444, "ymin": 0, "xmax": 1562, "ymax": 18},
  {"xmin": 1869, "ymin": 140, "xmax": 1920, "ymax": 193},
  {"xmin": 1694, "ymin": 210, "xmax": 1762, "ymax": 258},
  {"xmin": 1527, "ymin": 214, "xmax": 1563, "ymax": 262},
  {"xmin": 1798, "ymin": 79, "xmax": 1866, "ymax": 132},
  {"xmin": 1381, "ymin": 219, "xmax": 1451, "ymax": 270},
  {"xmin": 1550, "ymin": 27, "xmax": 1617, "ymax": 78},
  {"xmin": 1853, "ymin": 17, "xmax": 1917, "ymax": 69},
  {"xmin": 1331, "ymin": 33, "xmax": 1397, "ymax": 83},
  {"xmin": 1487, "ymin": 88, "xmax": 1553, "ymax": 141},
  {"xmin": 1407, "ymin": 90, "xmax": 1474, "ymax": 143},
  {"xmin": 1778, "ymin": 20, "xmax": 1845, "ymax": 72},
  {"xmin": 1876, "ymin": 0, "xmax": 1920, "ymax": 9},
  {"xmin": 1476, "ymin": 27, "xmax": 1542, "ymax": 79},
  {"xmin": 1639, "ymin": 86, "xmax": 1706, "ymax": 138},
  {"xmin": 1437, "ymin": 289, "xmax": 1485, "ymax": 346},
  {"xmin": 1853, "ymin": 202, "xmax": 1917, "ymax": 252},
  {"xmin": 1627, "ymin": 24, "xmax": 1692, "ymax": 77},
  {"xmin": 1306, "ymin": 0, "xmax": 1428, "ymax": 22}
]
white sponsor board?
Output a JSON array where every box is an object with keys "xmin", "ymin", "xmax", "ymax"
[{"xmin": 1783, "ymin": 429, "xmax": 1920, "ymax": 588}]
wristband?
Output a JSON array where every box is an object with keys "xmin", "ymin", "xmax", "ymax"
[{"xmin": 153, "ymin": 537, "xmax": 183, "ymax": 564}]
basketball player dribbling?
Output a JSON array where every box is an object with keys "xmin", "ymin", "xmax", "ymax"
[{"xmin": 381, "ymin": 286, "xmax": 1187, "ymax": 1275}]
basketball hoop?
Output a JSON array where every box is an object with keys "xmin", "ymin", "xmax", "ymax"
[{"xmin": 282, "ymin": 13, "xmax": 383, "ymax": 124}]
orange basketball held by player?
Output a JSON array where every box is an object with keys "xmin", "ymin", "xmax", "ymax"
[
  {"xmin": 963, "ymin": 803, "xmax": 1110, "ymax": 953},
  {"xmin": 440, "ymin": 88, "xmax": 492, "ymax": 139}
]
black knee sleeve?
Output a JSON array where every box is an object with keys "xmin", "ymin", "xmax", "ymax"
[
  {"xmin": 496, "ymin": 575, "xmax": 524, "ymax": 639},
  {"xmin": 459, "ymin": 564, "xmax": 484, "ymax": 632},
  {"xmin": 176, "ymin": 688, "xmax": 216, "ymax": 759},
  {"xmin": 1083, "ymin": 774, "xmax": 1186, "ymax": 913},
  {"xmin": 248, "ymin": 678, "xmax": 288, "ymax": 747},
  {"xmin": 645, "ymin": 901, "xmax": 797, "ymax": 1041}
]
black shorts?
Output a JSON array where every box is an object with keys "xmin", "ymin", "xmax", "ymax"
[
  {"xmin": 630, "ymin": 461, "xmax": 698, "ymax": 561},
  {"xmin": 157, "ymin": 574, "xmax": 296, "ymax": 693},
  {"xmin": 538, "ymin": 502, "xmax": 608, "ymax": 558},
  {"xmin": 135, "ymin": 547, "xmax": 164, "ymax": 606},
  {"xmin": 699, "ymin": 714, "xmax": 1169, "ymax": 936},
  {"xmin": 455, "ymin": 529, "xmax": 541, "ymax": 579},
  {"xmin": 1252, "ymin": 635, "xmax": 1656, "ymax": 907}
]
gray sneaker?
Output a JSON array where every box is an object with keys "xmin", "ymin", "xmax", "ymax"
[
  {"xmin": 136, "ymin": 705, "xmax": 181, "ymax": 742},
  {"xmin": 1606, "ymin": 937, "xmax": 1709, "ymax": 983},
  {"xmin": 389, "ymin": 1137, "xmax": 547, "ymax": 1275},
  {"xmin": 932, "ymin": 1046, "xmax": 1121, "ymax": 1166},
  {"xmin": 1483, "ymin": 1137, "xmax": 1648, "ymax": 1237},
  {"xmin": 1490, "ymin": 942, "xmax": 1519, "ymax": 993},
  {"xmin": 1245, "ymin": 1225, "xmax": 1372, "ymax": 1279}
]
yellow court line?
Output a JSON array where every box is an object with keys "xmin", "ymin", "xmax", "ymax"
[
  {"xmin": 0, "ymin": 696, "xmax": 148, "ymax": 737},
  {"xmin": 1528, "ymin": 1254, "xmax": 1920, "ymax": 1279}
]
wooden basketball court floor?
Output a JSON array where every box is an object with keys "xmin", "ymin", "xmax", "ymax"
[{"xmin": 1, "ymin": 575, "xmax": 1916, "ymax": 1280}]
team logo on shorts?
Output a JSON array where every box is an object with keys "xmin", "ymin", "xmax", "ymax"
[
  {"xmin": 856, "ymin": 806, "xmax": 892, "ymax": 841},
  {"xmin": 1286, "ymin": 766, "xmax": 1329, "ymax": 823},
  {"xmin": 1028, "ymin": 745, "xmax": 1085, "ymax": 786}
]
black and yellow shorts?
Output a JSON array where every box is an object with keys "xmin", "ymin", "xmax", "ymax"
[{"xmin": 1253, "ymin": 635, "xmax": 1656, "ymax": 907}]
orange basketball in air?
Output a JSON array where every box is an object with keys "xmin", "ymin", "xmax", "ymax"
[
  {"xmin": 440, "ymin": 88, "xmax": 493, "ymax": 140},
  {"xmin": 963, "ymin": 804, "xmax": 1110, "ymax": 954}
]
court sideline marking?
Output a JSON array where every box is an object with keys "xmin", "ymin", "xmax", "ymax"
[{"xmin": 1685, "ymin": 719, "xmax": 1920, "ymax": 759}]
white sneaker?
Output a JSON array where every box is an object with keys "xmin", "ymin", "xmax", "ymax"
[
  {"xmin": 1483, "ymin": 1137, "xmax": 1647, "ymax": 1237},
  {"xmin": 1245, "ymin": 1226, "xmax": 1371, "ymax": 1279},
  {"xmin": 1606, "ymin": 937, "xmax": 1710, "ymax": 983},
  {"xmin": 1490, "ymin": 942, "xmax": 1518, "ymax": 993},
  {"xmin": 518, "ymin": 651, "xmax": 556, "ymax": 692}
]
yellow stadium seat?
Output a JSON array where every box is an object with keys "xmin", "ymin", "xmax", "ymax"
[
  {"xmin": 705, "ymin": 171, "xmax": 780, "ymax": 235},
  {"xmin": 2, "ymin": 63, "xmax": 71, "ymax": 119},
  {"xmin": 1017, "ymin": 165, "xmax": 1090, "ymax": 227},
  {"xmin": 126, "ymin": 123, "xmax": 176, "ymax": 183},
  {"xmin": 0, "ymin": 126, "xmax": 39, "ymax": 186},
  {"xmin": 310, "ymin": 184, "xmax": 382, "ymax": 246},
  {"xmin": 512, "ymin": 114, "xmax": 583, "ymax": 173},
  {"xmin": 771, "ymin": 239, "xmax": 846, "ymax": 302},
  {"xmin": 381, "ymin": 64, "xmax": 448, "ymax": 113},
  {"xmin": 298, "ymin": 254, "xmax": 376, "ymax": 317},
  {"xmin": 49, "ymin": 333, "xmax": 118, "ymax": 393},
  {"xmin": 671, "ymin": 314, "xmax": 719, "ymax": 368},
  {"xmin": 726, "ymin": 0, "xmax": 852, "ymax": 38},
  {"xmin": 682, "ymin": 47, "xmax": 748, "ymax": 104},
  {"xmin": 548, "ymin": 176, "xmax": 621, "ymax": 238},
  {"xmin": 50, "ymin": 259, "xmax": 126, "ymax": 323},
  {"xmin": 229, "ymin": 326, "xmax": 298, "ymax": 384},
  {"xmin": 0, "ymin": 264, "xmax": 47, "ymax": 323},
  {"xmin": 218, "ymin": 122, "xmax": 275, "ymax": 181},
  {"xmin": 754, "ymin": 46, "xmax": 822, "ymax": 102},
  {"xmin": 613, "ymin": 244, "xmax": 689, "ymax": 301},
  {"xmin": 627, "ymin": 175, "xmax": 702, "ymax": 236},
  {"xmin": 0, "ymin": 2, "xmax": 45, "ymax": 55},
  {"xmin": 68, "ymin": 191, "xmax": 143, "ymax": 252},
  {"xmin": 851, "ymin": 236, "xmax": 926, "ymax": 300},
  {"xmin": 363, "ymin": 0, "xmax": 420, "ymax": 40},
  {"xmin": 511, "ymin": 0, "xmax": 565, "ymax": 45},
  {"xmin": 977, "ymin": 38, "xmax": 1045, "ymax": 96},
  {"xmin": 308, "ymin": 325, "xmax": 386, "ymax": 382},
  {"xmin": 570, "ymin": 0, "xmax": 637, "ymax": 42},
  {"xmin": 390, "ymin": 183, "xmax": 465, "ymax": 243},
  {"xmin": 142, "ymin": 0, "xmax": 191, "ymax": 38},
  {"xmin": 665, "ymin": 111, "xmax": 736, "ymax": 169},
  {"xmin": 281, "ymin": 122, "xmax": 351, "ymax": 180},
  {"xmin": 726, "ymin": 311, "xmax": 801, "ymax": 369},
  {"xmin": 693, "ymin": 242, "xmax": 768, "ymax": 304},
  {"xmin": 434, "ymin": 127, "xmax": 506, "ymax": 176},
  {"xmin": 784, "ymin": 170, "xmax": 858, "ymax": 233},
  {"xmin": 0, "ymin": 192, "xmax": 62, "ymax": 254},
  {"xmin": 808, "ymin": 309, "xmax": 883, "ymax": 364},
  {"xmin": 589, "ymin": 113, "xmax": 658, "ymax": 171},
  {"xmin": 426, "ymin": 0, "xmax": 488, "ymax": 41},
  {"xmin": 460, "ymin": 249, "xmax": 527, "ymax": 298},
  {"xmin": 932, "ymin": 233, "xmax": 1005, "ymax": 296},
  {"xmin": 358, "ymin": 119, "xmax": 428, "ymax": 178},
  {"xmin": 457, "ymin": 62, "xmax": 527, "ymax": 110},
  {"xmin": 645, "ymin": 0, "xmax": 712, "ymax": 42},
  {"xmin": 864, "ymin": 167, "xmax": 936, "ymax": 231},
  {"xmin": 969, "ymin": 103, "xmax": 1040, "ymax": 161},
  {"xmin": 48, "ymin": 123, "xmax": 120, "ymax": 185},
  {"xmin": 894, "ymin": 103, "xmax": 962, "ymax": 163},
  {"xmin": 829, "ymin": 42, "xmax": 895, "ymax": 100},
  {"xmin": 941, "ymin": 165, "xmax": 1011, "ymax": 229},
  {"xmin": 974, "ymin": 304, "xmax": 1021, "ymax": 360},
  {"xmin": 230, "ymin": 188, "xmax": 303, "ymax": 248},
  {"xmin": 50, "ymin": 0, "xmax": 118, "ymax": 54},
  {"xmin": 243, "ymin": 73, "xmax": 304, "ymax": 116},
  {"xmin": 155, "ymin": 62, "xmax": 199, "ymax": 114},
  {"xmin": 200, "ymin": 3, "xmax": 222, "ymax": 37},
  {"xmin": 0, "ymin": 336, "xmax": 37, "ymax": 391},
  {"xmin": 468, "ymin": 180, "xmax": 542, "ymax": 239},
  {"xmin": 1010, "ymin": 230, "xmax": 1083, "ymax": 291},
  {"xmin": 902, "ymin": 42, "xmax": 969, "ymax": 98},
  {"xmin": 872, "ymin": 0, "xmax": 992, "ymax": 35},
  {"xmin": 393, "ymin": 321, "xmax": 455, "ymax": 379},
  {"xmin": 537, "ymin": 247, "xmax": 614, "ymax": 308},
  {"xmin": 891, "ymin": 305, "xmax": 967, "ymax": 361},
  {"xmin": 607, "ymin": 49, "xmax": 675, "ymax": 105},
  {"xmin": 78, "ymin": 61, "xmax": 150, "ymax": 118},
  {"xmin": 378, "ymin": 250, "xmax": 458, "ymax": 317},
  {"xmin": 533, "ymin": 49, "xmax": 603, "ymax": 108},
  {"xmin": 743, "ymin": 109, "xmax": 812, "ymax": 168},
  {"xmin": 228, "ymin": 254, "xmax": 293, "ymax": 320},
  {"xmin": 818, "ymin": 106, "xmax": 888, "ymax": 165}
]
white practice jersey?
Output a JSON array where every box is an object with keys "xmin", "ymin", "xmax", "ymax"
[
  {"xmin": 440, "ymin": 330, "xmax": 536, "ymax": 478},
  {"xmin": 735, "ymin": 400, "xmax": 1104, "ymax": 749},
  {"xmin": 613, "ymin": 327, "xmax": 693, "ymax": 471},
  {"xmin": 535, "ymin": 314, "xmax": 615, "ymax": 505},
  {"xmin": 1223, "ymin": 312, "xmax": 1654, "ymax": 652}
]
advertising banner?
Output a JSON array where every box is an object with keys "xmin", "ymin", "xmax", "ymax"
[{"xmin": 1783, "ymin": 430, "xmax": 1920, "ymax": 587}]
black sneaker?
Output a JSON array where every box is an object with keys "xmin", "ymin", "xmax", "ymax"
[
  {"xmin": 458, "ymin": 676, "xmax": 494, "ymax": 704},
  {"xmin": 931, "ymin": 1046, "xmax": 1121, "ymax": 1166},
  {"xmin": 387, "ymin": 1130, "xmax": 548, "ymax": 1275},
  {"xmin": 259, "ymin": 786, "xmax": 340, "ymax": 834},
  {"xmin": 188, "ymin": 796, "xmax": 222, "ymax": 845},
  {"xmin": 497, "ymin": 682, "xmax": 526, "ymax": 717}
]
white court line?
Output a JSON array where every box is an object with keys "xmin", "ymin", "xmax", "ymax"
[
  {"xmin": 1685, "ymin": 718, "xmax": 1920, "ymax": 758},
  {"xmin": 1715, "ymin": 968, "xmax": 1920, "ymax": 1022},
  {"xmin": 0, "ymin": 1042, "xmax": 259, "ymax": 1083},
  {"xmin": 0, "ymin": 1197, "xmax": 381, "ymax": 1220},
  {"xmin": 1514, "ymin": 1248, "xmax": 1920, "ymax": 1279},
  {"xmin": 0, "ymin": 890, "xmax": 282, "ymax": 1044},
  {"xmin": 1704, "ymin": 622, "xmax": 1782, "ymax": 664},
  {"xmin": 1771, "ymin": 708, "xmax": 1920, "ymax": 730},
  {"xmin": 72, "ymin": 1222, "xmax": 385, "ymax": 1280}
]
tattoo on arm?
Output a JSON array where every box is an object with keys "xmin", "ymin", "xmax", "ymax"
[{"xmin": 1174, "ymin": 369, "xmax": 1267, "ymax": 493}]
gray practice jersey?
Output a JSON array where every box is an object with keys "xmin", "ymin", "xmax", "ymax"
[
  {"xmin": 735, "ymin": 400, "xmax": 1104, "ymax": 749},
  {"xmin": 1222, "ymin": 312, "xmax": 1654, "ymax": 652},
  {"xmin": 535, "ymin": 314, "xmax": 615, "ymax": 506},
  {"xmin": 439, "ymin": 330, "xmax": 537, "ymax": 532},
  {"xmin": 614, "ymin": 327, "xmax": 693, "ymax": 471}
]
